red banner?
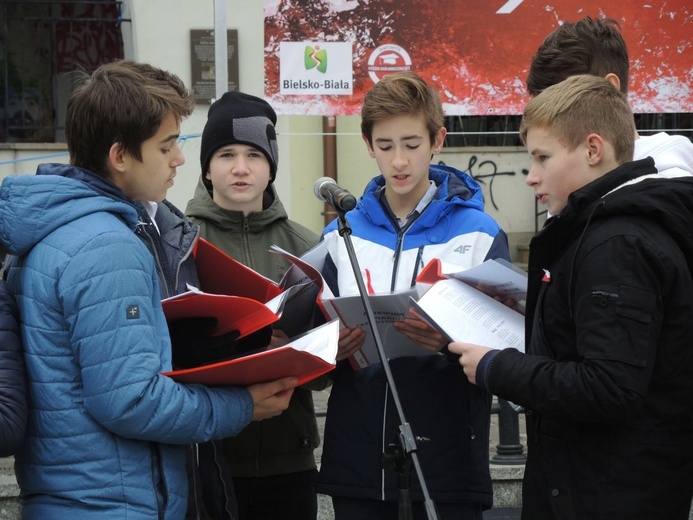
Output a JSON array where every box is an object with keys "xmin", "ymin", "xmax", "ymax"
[{"xmin": 264, "ymin": 1, "xmax": 692, "ymax": 115}]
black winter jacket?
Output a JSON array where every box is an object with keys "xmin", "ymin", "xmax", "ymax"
[
  {"xmin": 136, "ymin": 201, "xmax": 238, "ymax": 520},
  {"xmin": 487, "ymin": 159, "xmax": 693, "ymax": 520},
  {"xmin": 0, "ymin": 278, "xmax": 26, "ymax": 457}
]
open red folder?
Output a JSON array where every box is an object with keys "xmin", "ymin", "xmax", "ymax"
[
  {"xmin": 163, "ymin": 320, "xmax": 339, "ymax": 386},
  {"xmin": 194, "ymin": 238, "xmax": 282, "ymax": 302},
  {"xmin": 162, "ymin": 239, "xmax": 285, "ymax": 338}
]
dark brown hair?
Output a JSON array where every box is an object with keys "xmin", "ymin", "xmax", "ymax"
[
  {"xmin": 526, "ymin": 17, "xmax": 629, "ymax": 97},
  {"xmin": 65, "ymin": 60, "xmax": 194, "ymax": 176}
]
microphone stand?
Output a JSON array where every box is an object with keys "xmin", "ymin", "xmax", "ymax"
[{"xmin": 335, "ymin": 210, "xmax": 439, "ymax": 520}]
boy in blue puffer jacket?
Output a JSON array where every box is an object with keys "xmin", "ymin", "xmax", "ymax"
[{"xmin": 0, "ymin": 60, "xmax": 297, "ymax": 520}]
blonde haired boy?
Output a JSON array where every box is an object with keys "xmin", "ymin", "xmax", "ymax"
[{"xmin": 452, "ymin": 75, "xmax": 693, "ymax": 519}]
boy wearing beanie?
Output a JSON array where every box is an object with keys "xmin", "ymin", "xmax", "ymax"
[{"xmin": 187, "ymin": 90, "xmax": 326, "ymax": 520}]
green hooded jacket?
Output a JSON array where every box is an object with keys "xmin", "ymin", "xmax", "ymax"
[{"xmin": 186, "ymin": 178, "xmax": 328, "ymax": 477}]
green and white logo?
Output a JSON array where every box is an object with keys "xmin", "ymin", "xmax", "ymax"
[
  {"xmin": 304, "ymin": 45, "xmax": 328, "ymax": 73},
  {"xmin": 280, "ymin": 42, "xmax": 353, "ymax": 96}
]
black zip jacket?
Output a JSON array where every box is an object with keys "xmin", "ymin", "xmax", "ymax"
[
  {"xmin": 136, "ymin": 201, "xmax": 238, "ymax": 520},
  {"xmin": 487, "ymin": 158, "xmax": 693, "ymax": 520}
]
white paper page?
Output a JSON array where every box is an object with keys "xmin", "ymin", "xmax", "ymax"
[
  {"xmin": 161, "ymin": 284, "xmax": 203, "ymax": 301},
  {"xmin": 324, "ymin": 287, "xmax": 433, "ymax": 365},
  {"xmin": 442, "ymin": 259, "xmax": 527, "ymax": 314},
  {"xmin": 264, "ymin": 284, "xmax": 302, "ymax": 314},
  {"xmin": 412, "ymin": 278, "xmax": 524, "ymax": 353},
  {"xmin": 273, "ymin": 241, "xmax": 335, "ymax": 299},
  {"xmin": 287, "ymin": 319, "xmax": 339, "ymax": 363}
]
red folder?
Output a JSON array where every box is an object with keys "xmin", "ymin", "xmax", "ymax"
[
  {"xmin": 162, "ymin": 292, "xmax": 279, "ymax": 337},
  {"xmin": 163, "ymin": 320, "xmax": 340, "ymax": 387},
  {"xmin": 415, "ymin": 258, "xmax": 445, "ymax": 285},
  {"xmin": 162, "ymin": 239, "xmax": 285, "ymax": 338},
  {"xmin": 194, "ymin": 238, "xmax": 282, "ymax": 302},
  {"xmin": 163, "ymin": 346, "xmax": 334, "ymax": 387}
]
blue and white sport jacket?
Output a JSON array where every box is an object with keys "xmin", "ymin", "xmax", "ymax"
[{"xmin": 317, "ymin": 164, "xmax": 510, "ymax": 506}]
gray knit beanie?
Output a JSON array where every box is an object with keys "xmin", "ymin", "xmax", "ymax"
[{"xmin": 200, "ymin": 91, "xmax": 278, "ymax": 188}]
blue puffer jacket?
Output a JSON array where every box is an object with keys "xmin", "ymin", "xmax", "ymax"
[
  {"xmin": 0, "ymin": 164, "xmax": 254, "ymax": 519},
  {"xmin": 0, "ymin": 278, "xmax": 26, "ymax": 457}
]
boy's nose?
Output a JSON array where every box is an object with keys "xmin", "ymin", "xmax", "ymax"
[
  {"xmin": 393, "ymin": 151, "xmax": 408, "ymax": 168},
  {"xmin": 233, "ymin": 156, "xmax": 250, "ymax": 173},
  {"xmin": 173, "ymin": 144, "xmax": 185, "ymax": 167}
]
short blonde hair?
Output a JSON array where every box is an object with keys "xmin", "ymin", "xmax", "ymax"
[{"xmin": 520, "ymin": 74, "xmax": 635, "ymax": 165}]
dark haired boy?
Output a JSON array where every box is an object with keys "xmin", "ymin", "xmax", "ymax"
[
  {"xmin": 0, "ymin": 60, "xmax": 296, "ymax": 519},
  {"xmin": 527, "ymin": 16, "xmax": 693, "ymax": 179}
]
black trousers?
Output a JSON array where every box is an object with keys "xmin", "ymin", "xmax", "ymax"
[
  {"xmin": 233, "ymin": 469, "xmax": 318, "ymax": 520},
  {"xmin": 332, "ymin": 496, "xmax": 483, "ymax": 520}
]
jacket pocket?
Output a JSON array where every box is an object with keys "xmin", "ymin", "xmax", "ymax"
[{"xmin": 580, "ymin": 284, "xmax": 657, "ymax": 368}]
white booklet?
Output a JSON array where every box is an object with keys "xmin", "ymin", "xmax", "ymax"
[
  {"xmin": 322, "ymin": 287, "xmax": 434, "ymax": 368},
  {"xmin": 274, "ymin": 243, "xmax": 433, "ymax": 369},
  {"xmin": 410, "ymin": 278, "xmax": 525, "ymax": 353},
  {"xmin": 444, "ymin": 258, "xmax": 528, "ymax": 314}
]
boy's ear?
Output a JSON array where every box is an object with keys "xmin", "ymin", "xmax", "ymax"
[
  {"xmin": 362, "ymin": 135, "xmax": 376, "ymax": 158},
  {"xmin": 204, "ymin": 170, "xmax": 212, "ymax": 181},
  {"xmin": 107, "ymin": 142, "xmax": 128, "ymax": 175},
  {"xmin": 585, "ymin": 133, "xmax": 605, "ymax": 166},
  {"xmin": 432, "ymin": 127, "xmax": 447, "ymax": 154},
  {"xmin": 604, "ymin": 73, "xmax": 621, "ymax": 92}
]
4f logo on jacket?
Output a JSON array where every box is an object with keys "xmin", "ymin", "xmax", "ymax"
[
  {"xmin": 454, "ymin": 245, "xmax": 472, "ymax": 254},
  {"xmin": 126, "ymin": 305, "xmax": 140, "ymax": 319}
]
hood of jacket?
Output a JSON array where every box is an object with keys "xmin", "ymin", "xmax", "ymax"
[
  {"xmin": 185, "ymin": 176, "xmax": 289, "ymax": 232},
  {"xmin": 634, "ymin": 132, "xmax": 693, "ymax": 177},
  {"xmin": 559, "ymin": 157, "xmax": 693, "ymax": 262},
  {"xmin": 357, "ymin": 163, "xmax": 485, "ymax": 230},
  {"xmin": 0, "ymin": 163, "xmax": 139, "ymax": 257}
]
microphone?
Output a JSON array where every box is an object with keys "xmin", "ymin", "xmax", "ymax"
[{"xmin": 313, "ymin": 177, "xmax": 357, "ymax": 212}]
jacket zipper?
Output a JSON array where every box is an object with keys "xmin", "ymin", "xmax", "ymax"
[
  {"xmin": 174, "ymin": 226, "xmax": 199, "ymax": 293},
  {"xmin": 192, "ymin": 444, "xmax": 202, "ymax": 519},
  {"xmin": 241, "ymin": 216, "xmax": 254, "ymax": 267},
  {"xmin": 389, "ymin": 218, "xmax": 417, "ymax": 291},
  {"xmin": 211, "ymin": 441, "xmax": 237, "ymax": 519},
  {"xmin": 410, "ymin": 245, "xmax": 425, "ymax": 287},
  {"xmin": 150, "ymin": 442, "xmax": 168, "ymax": 520},
  {"xmin": 135, "ymin": 220, "xmax": 175, "ymax": 298}
]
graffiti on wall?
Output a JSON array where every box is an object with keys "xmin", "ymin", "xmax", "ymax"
[{"xmin": 438, "ymin": 149, "xmax": 540, "ymax": 234}]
